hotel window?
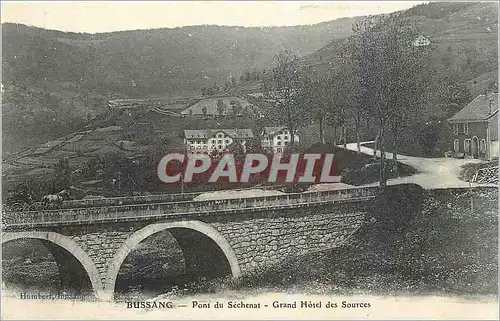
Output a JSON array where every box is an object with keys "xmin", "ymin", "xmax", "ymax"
[
  {"xmin": 277, "ymin": 135, "xmax": 281, "ymax": 140},
  {"xmin": 218, "ymin": 140, "xmax": 222, "ymax": 144},
  {"xmin": 211, "ymin": 139, "xmax": 216, "ymax": 144},
  {"xmin": 277, "ymin": 141, "xmax": 281, "ymax": 146},
  {"xmin": 464, "ymin": 139, "xmax": 471, "ymax": 155},
  {"xmin": 284, "ymin": 135, "xmax": 289, "ymax": 140},
  {"xmin": 225, "ymin": 139, "xmax": 230, "ymax": 144},
  {"xmin": 454, "ymin": 139, "xmax": 459, "ymax": 152},
  {"xmin": 457, "ymin": 123, "xmax": 468, "ymax": 134},
  {"xmin": 480, "ymin": 139, "xmax": 486, "ymax": 152}
]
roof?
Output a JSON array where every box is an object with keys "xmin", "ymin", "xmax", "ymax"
[
  {"xmin": 180, "ymin": 96, "xmax": 251, "ymax": 115},
  {"xmin": 262, "ymin": 126, "xmax": 288, "ymax": 137},
  {"xmin": 412, "ymin": 35, "xmax": 431, "ymax": 47},
  {"xmin": 448, "ymin": 93, "xmax": 498, "ymax": 122},
  {"xmin": 184, "ymin": 128, "xmax": 254, "ymax": 139}
]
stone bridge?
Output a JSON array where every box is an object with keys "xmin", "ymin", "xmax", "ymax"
[{"xmin": 2, "ymin": 186, "xmax": 381, "ymax": 301}]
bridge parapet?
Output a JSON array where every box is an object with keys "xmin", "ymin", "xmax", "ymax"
[
  {"xmin": 47, "ymin": 192, "xmax": 199, "ymax": 209},
  {"xmin": 4, "ymin": 186, "xmax": 380, "ymax": 228},
  {"xmin": 29, "ymin": 186, "xmax": 286, "ymax": 210}
]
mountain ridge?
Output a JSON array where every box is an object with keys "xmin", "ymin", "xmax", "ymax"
[
  {"xmin": 2, "ymin": 2, "xmax": 498, "ymax": 157},
  {"xmin": 301, "ymin": 1, "xmax": 498, "ymax": 84},
  {"xmin": 2, "ymin": 16, "xmax": 362, "ymax": 153}
]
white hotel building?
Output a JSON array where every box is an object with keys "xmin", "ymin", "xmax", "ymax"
[
  {"xmin": 184, "ymin": 128, "xmax": 254, "ymax": 155},
  {"xmin": 261, "ymin": 126, "xmax": 300, "ymax": 155},
  {"xmin": 184, "ymin": 126, "xmax": 298, "ymax": 157}
]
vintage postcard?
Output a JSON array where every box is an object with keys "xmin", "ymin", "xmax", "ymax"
[{"xmin": 1, "ymin": 1, "xmax": 498, "ymax": 319}]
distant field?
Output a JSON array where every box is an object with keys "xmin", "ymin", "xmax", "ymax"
[
  {"xmin": 56, "ymin": 38, "xmax": 105, "ymax": 47},
  {"xmin": 466, "ymin": 70, "xmax": 498, "ymax": 96}
]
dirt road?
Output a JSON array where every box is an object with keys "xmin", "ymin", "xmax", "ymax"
[{"xmin": 343, "ymin": 142, "xmax": 495, "ymax": 189}]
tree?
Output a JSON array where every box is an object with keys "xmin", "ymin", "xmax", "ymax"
[
  {"xmin": 428, "ymin": 77, "xmax": 471, "ymax": 118},
  {"xmin": 307, "ymin": 73, "xmax": 347, "ymax": 148},
  {"xmin": 386, "ymin": 20, "xmax": 432, "ymax": 176},
  {"xmin": 300, "ymin": 75, "xmax": 327, "ymax": 144},
  {"xmin": 344, "ymin": 13, "xmax": 431, "ymax": 186},
  {"xmin": 337, "ymin": 48, "xmax": 368, "ymax": 153},
  {"xmin": 244, "ymin": 70, "xmax": 251, "ymax": 82},
  {"xmin": 262, "ymin": 50, "xmax": 310, "ymax": 147},
  {"xmin": 251, "ymin": 68, "xmax": 259, "ymax": 81},
  {"xmin": 231, "ymin": 100, "xmax": 243, "ymax": 116},
  {"xmin": 82, "ymin": 157, "xmax": 100, "ymax": 180},
  {"xmin": 99, "ymin": 152, "xmax": 145, "ymax": 195},
  {"xmin": 327, "ymin": 72, "xmax": 355, "ymax": 149},
  {"xmin": 227, "ymin": 141, "xmax": 246, "ymax": 162},
  {"xmin": 327, "ymin": 106, "xmax": 348, "ymax": 147},
  {"xmin": 213, "ymin": 83, "xmax": 220, "ymax": 94},
  {"xmin": 245, "ymin": 137, "xmax": 264, "ymax": 154},
  {"xmin": 216, "ymin": 99, "xmax": 226, "ymax": 117},
  {"xmin": 54, "ymin": 157, "xmax": 71, "ymax": 192},
  {"xmin": 487, "ymin": 80, "xmax": 498, "ymax": 93},
  {"xmin": 210, "ymin": 148, "xmax": 219, "ymax": 159},
  {"xmin": 6, "ymin": 183, "xmax": 35, "ymax": 206}
]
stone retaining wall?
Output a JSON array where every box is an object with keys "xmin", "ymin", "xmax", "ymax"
[{"xmin": 210, "ymin": 204, "xmax": 366, "ymax": 274}]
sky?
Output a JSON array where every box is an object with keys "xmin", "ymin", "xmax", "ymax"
[{"xmin": 1, "ymin": 1, "xmax": 426, "ymax": 34}]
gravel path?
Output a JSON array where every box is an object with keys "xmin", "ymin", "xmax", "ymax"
[{"xmin": 342, "ymin": 141, "xmax": 496, "ymax": 189}]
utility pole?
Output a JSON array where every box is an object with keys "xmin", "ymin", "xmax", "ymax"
[
  {"xmin": 468, "ymin": 180, "xmax": 474, "ymax": 213},
  {"xmin": 117, "ymin": 162, "xmax": 122, "ymax": 195},
  {"xmin": 181, "ymin": 172, "xmax": 184, "ymax": 195}
]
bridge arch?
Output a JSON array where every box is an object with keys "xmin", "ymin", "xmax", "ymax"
[
  {"xmin": 105, "ymin": 220, "xmax": 241, "ymax": 298},
  {"xmin": 2, "ymin": 231, "xmax": 104, "ymax": 296}
]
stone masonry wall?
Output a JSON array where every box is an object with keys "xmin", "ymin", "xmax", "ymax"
[
  {"xmin": 23, "ymin": 200, "xmax": 369, "ymax": 291},
  {"xmin": 53, "ymin": 223, "xmax": 146, "ymax": 284},
  {"xmin": 209, "ymin": 202, "xmax": 367, "ymax": 274}
]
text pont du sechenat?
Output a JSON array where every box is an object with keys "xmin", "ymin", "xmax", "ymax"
[{"xmin": 191, "ymin": 300, "xmax": 371, "ymax": 309}]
